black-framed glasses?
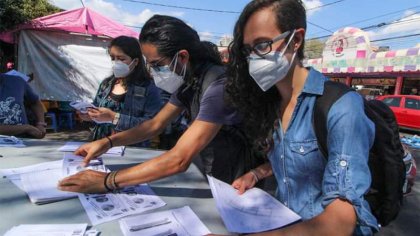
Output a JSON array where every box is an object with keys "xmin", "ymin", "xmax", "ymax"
[{"xmin": 242, "ymin": 31, "xmax": 290, "ymax": 58}]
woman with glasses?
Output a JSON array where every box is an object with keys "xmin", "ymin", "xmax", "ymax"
[
  {"xmin": 221, "ymin": 0, "xmax": 378, "ymax": 235},
  {"xmin": 59, "ymin": 15, "xmax": 263, "ymax": 193},
  {"xmin": 78, "ymin": 36, "xmax": 163, "ymax": 147}
]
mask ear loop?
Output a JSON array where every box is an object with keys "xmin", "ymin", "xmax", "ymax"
[
  {"xmin": 170, "ymin": 52, "xmax": 186, "ymax": 79},
  {"xmin": 280, "ymin": 29, "xmax": 296, "ymax": 55}
]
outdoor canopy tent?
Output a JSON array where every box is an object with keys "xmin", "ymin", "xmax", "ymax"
[{"xmin": 0, "ymin": 7, "xmax": 139, "ymax": 101}]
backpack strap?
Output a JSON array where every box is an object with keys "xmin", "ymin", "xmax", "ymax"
[
  {"xmin": 313, "ymin": 81, "xmax": 353, "ymax": 158},
  {"xmin": 190, "ymin": 64, "xmax": 226, "ymax": 120}
]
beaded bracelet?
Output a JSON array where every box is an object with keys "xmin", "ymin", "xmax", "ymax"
[
  {"xmin": 103, "ymin": 172, "xmax": 113, "ymax": 192},
  {"xmin": 112, "ymin": 170, "xmax": 120, "ymax": 189}
]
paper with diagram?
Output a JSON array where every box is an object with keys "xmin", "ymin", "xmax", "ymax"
[
  {"xmin": 119, "ymin": 206, "xmax": 211, "ymax": 236},
  {"xmin": 79, "ymin": 184, "xmax": 166, "ymax": 225},
  {"xmin": 207, "ymin": 175, "xmax": 301, "ymax": 233}
]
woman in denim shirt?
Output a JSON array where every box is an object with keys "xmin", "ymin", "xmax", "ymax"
[
  {"xmin": 79, "ymin": 36, "xmax": 162, "ymax": 147},
  {"xmin": 224, "ymin": 0, "xmax": 378, "ymax": 235}
]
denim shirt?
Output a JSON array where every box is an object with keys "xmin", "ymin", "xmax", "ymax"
[
  {"xmin": 269, "ymin": 68, "xmax": 379, "ymax": 235},
  {"xmin": 93, "ymin": 77, "xmax": 163, "ymax": 146}
]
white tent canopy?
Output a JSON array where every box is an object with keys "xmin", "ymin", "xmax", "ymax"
[{"xmin": 19, "ymin": 30, "xmax": 112, "ymax": 101}]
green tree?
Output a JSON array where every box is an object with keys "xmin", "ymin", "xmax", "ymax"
[
  {"xmin": 0, "ymin": 0, "xmax": 61, "ymax": 32},
  {"xmin": 305, "ymin": 39, "xmax": 325, "ymax": 59}
]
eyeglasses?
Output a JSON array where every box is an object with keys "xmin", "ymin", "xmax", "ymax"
[
  {"xmin": 146, "ymin": 57, "xmax": 167, "ymax": 72},
  {"xmin": 242, "ymin": 31, "xmax": 290, "ymax": 58}
]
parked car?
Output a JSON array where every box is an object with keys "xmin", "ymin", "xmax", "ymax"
[
  {"xmin": 376, "ymin": 95, "xmax": 420, "ymax": 130},
  {"xmin": 402, "ymin": 144, "xmax": 417, "ymax": 195}
]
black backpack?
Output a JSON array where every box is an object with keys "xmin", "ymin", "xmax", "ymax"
[{"xmin": 313, "ymin": 80, "xmax": 406, "ymax": 227}]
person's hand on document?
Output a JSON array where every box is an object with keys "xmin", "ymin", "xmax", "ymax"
[
  {"xmin": 58, "ymin": 169, "xmax": 108, "ymax": 193},
  {"xmin": 231, "ymin": 171, "xmax": 258, "ymax": 194},
  {"xmin": 74, "ymin": 139, "xmax": 110, "ymax": 167}
]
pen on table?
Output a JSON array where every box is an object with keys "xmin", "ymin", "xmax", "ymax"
[{"xmin": 129, "ymin": 218, "xmax": 172, "ymax": 232}]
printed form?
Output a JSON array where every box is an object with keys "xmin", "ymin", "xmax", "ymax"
[
  {"xmin": 208, "ymin": 175, "xmax": 301, "ymax": 233},
  {"xmin": 119, "ymin": 206, "xmax": 211, "ymax": 236}
]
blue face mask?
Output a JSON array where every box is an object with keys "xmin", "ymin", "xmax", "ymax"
[
  {"xmin": 150, "ymin": 52, "xmax": 186, "ymax": 93},
  {"xmin": 248, "ymin": 30, "xmax": 296, "ymax": 92}
]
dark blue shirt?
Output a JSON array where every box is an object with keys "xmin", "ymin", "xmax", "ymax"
[{"xmin": 0, "ymin": 74, "xmax": 39, "ymax": 125}]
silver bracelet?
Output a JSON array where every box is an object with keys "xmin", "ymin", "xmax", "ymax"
[{"xmin": 249, "ymin": 169, "xmax": 260, "ymax": 182}]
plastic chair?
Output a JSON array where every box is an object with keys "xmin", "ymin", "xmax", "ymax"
[
  {"xmin": 45, "ymin": 112, "xmax": 58, "ymax": 132},
  {"xmin": 58, "ymin": 112, "xmax": 74, "ymax": 130}
]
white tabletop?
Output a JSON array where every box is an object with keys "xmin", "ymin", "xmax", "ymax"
[{"xmin": 0, "ymin": 139, "xmax": 229, "ymax": 235}]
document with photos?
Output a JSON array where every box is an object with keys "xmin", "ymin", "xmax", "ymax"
[
  {"xmin": 79, "ymin": 184, "xmax": 166, "ymax": 225},
  {"xmin": 62, "ymin": 153, "xmax": 107, "ymax": 176},
  {"xmin": 0, "ymin": 135, "xmax": 25, "ymax": 147},
  {"xmin": 208, "ymin": 175, "xmax": 301, "ymax": 233},
  {"xmin": 119, "ymin": 206, "xmax": 211, "ymax": 236},
  {"xmin": 58, "ymin": 141, "xmax": 125, "ymax": 156},
  {"xmin": 0, "ymin": 160, "xmax": 63, "ymax": 191},
  {"xmin": 4, "ymin": 223, "xmax": 88, "ymax": 236}
]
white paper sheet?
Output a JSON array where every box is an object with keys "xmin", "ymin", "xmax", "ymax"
[
  {"xmin": 58, "ymin": 141, "xmax": 125, "ymax": 156},
  {"xmin": 0, "ymin": 160, "xmax": 63, "ymax": 191},
  {"xmin": 69, "ymin": 101, "xmax": 97, "ymax": 113},
  {"xmin": 79, "ymin": 184, "xmax": 166, "ymax": 225},
  {"xmin": 4, "ymin": 223, "xmax": 88, "ymax": 236},
  {"xmin": 21, "ymin": 168, "xmax": 78, "ymax": 204},
  {"xmin": 69, "ymin": 102, "xmax": 112, "ymax": 124},
  {"xmin": 207, "ymin": 175, "xmax": 301, "ymax": 233},
  {"xmin": 0, "ymin": 135, "xmax": 25, "ymax": 147},
  {"xmin": 119, "ymin": 206, "xmax": 211, "ymax": 236}
]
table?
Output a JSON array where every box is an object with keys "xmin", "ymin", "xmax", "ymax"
[{"xmin": 0, "ymin": 139, "xmax": 229, "ymax": 235}]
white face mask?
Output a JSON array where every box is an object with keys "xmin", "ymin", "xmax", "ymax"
[
  {"xmin": 248, "ymin": 30, "xmax": 296, "ymax": 92},
  {"xmin": 113, "ymin": 59, "xmax": 135, "ymax": 78},
  {"xmin": 150, "ymin": 52, "xmax": 186, "ymax": 94}
]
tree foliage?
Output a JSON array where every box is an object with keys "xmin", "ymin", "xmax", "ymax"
[
  {"xmin": 0, "ymin": 0, "xmax": 61, "ymax": 32},
  {"xmin": 305, "ymin": 39, "xmax": 325, "ymax": 59}
]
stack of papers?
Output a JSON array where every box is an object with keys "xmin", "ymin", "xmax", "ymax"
[
  {"xmin": 69, "ymin": 101, "xmax": 112, "ymax": 124},
  {"xmin": 4, "ymin": 224, "xmax": 89, "ymax": 236},
  {"xmin": 0, "ymin": 160, "xmax": 62, "ymax": 191},
  {"xmin": 0, "ymin": 135, "xmax": 25, "ymax": 147},
  {"xmin": 58, "ymin": 141, "xmax": 125, "ymax": 156},
  {"xmin": 0, "ymin": 153, "xmax": 107, "ymax": 204},
  {"xmin": 207, "ymin": 175, "xmax": 301, "ymax": 233},
  {"xmin": 79, "ymin": 184, "xmax": 166, "ymax": 225},
  {"xmin": 119, "ymin": 206, "xmax": 210, "ymax": 236}
]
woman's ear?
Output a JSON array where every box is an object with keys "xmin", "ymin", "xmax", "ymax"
[
  {"xmin": 293, "ymin": 28, "xmax": 306, "ymax": 51},
  {"xmin": 178, "ymin": 49, "xmax": 190, "ymax": 64}
]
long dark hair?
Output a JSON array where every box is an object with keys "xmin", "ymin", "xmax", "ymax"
[
  {"xmin": 226, "ymin": 0, "xmax": 307, "ymax": 146},
  {"xmin": 106, "ymin": 36, "xmax": 151, "ymax": 87},
  {"xmin": 139, "ymin": 14, "xmax": 222, "ymax": 84}
]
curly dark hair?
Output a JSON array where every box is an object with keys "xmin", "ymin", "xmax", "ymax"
[
  {"xmin": 106, "ymin": 36, "xmax": 151, "ymax": 88},
  {"xmin": 226, "ymin": 0, "xmax": 306, "ymax": 145}
]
